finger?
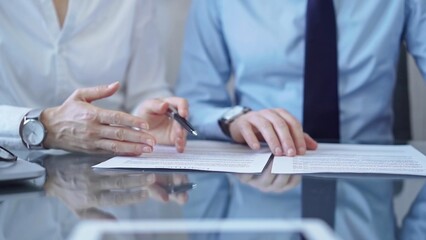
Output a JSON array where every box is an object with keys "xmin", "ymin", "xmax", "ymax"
[
  {"xmin": 285, "ymin": 175, "xmax": 301, "ymax": 190},
  {"xmin": 140, "ymin": 98, "xmax": 169, "ymax": 116},
  {"xmin": 248, "ymin": 115, "xmax": 282, "ymax": 155},
  {"xmin": 171, "ymin": 174, "xmax": 189, "ymax": 185},
  {"xmin": 247, "ymin": 162, "xmax": 276, "ymax": 191},
  {"xmin": 236, "ymin": 120, "xmax": 261, "ymax": 150},
  {"xmin": 76, "ymin": 208, "xmax": 117, "ymax": 220},
  {"xmin": 248, "ymin": 174, "xmax": 278, "ymax": 192},
  {"xmin": 168, "ymin": 174, "xmax": 190, "ymax": 204},
  {"xmin": 151, "ymin": 174, "xmax": 170, "ymax": 185},
  {"xmin": 272, "ymin": 175, "xmax": 302, "ymax": 193},
  {"xmin": 172, "ymin": 121, "xmax": 187, "ymax": 153},
  {"xmin": 304, "ymin": 133, "xmax": 318, "ymax": 150},
  {"xmin": 147, "ymin": 184, "xmax": 169, "ymax": 202},
  {"xmin": 96, "ymin": 173, "xmax": 156, "ymax": 190},
  {"xmin": 276, "ymin": 109, "xmax": 306, "ymax": 155},
  {"xmin": 262, "ymin": 110, "xmax": 296, "ymax": 156},
  {"xmin": 235, "ymin": 173, "xmax": 255, "ymax": 183},
  {"xmin": 96, "ymin": 189, "xmax": 149, "ymax": 207},
  {"xmin": 97, "ymin": 109, "xmax": 149, "ymax": 130},
  {"xmin": 71, "ymin": 82, "xmax": 120, "ymax": 103},
  {"xmin": 95, "ymin": 139, "xmax": 152, "ymax": 155},
  {"xmin": 164, "ymin": 97, "xmax": 189, "ymax": 118},
  {"xmin": 269, "ymin": 174, "xmax": 292, "ymax": 193},
  {"xmin": 175, "ymin": 131, "xmax": 187, "ymax": 153},
  {"xmin": 169, "ymin": 191, "xmax": 189, "ymax": 205},
  {"xmin": 99, "ymin": 125, "xmax": 156, "ymax": 146}
]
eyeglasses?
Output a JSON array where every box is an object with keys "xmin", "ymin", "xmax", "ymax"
[{"xmin": 0, "ymin": 146, "xmax": 17, "ymax": 168}]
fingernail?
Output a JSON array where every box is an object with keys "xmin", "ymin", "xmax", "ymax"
[
  {"xmin": 108, "ymin": 81, "xmax": 118, "ymax": 88},
  {"xmin": 298, "ymin": 147, "xmax": 306, "ymax": 154},
  {"xmin": 287, "ymin": 148, "xmax": 295, "ymax": 156},
  {"xmin": 274, "ymin": 147, "xmax": 283, "ymax": 156},
  {"xmin": 143, "ymin": 146, "xmax": 152, "ymax": 153},
  {"xmin": 252, "ymin": 143, "xmax": 260, "ymax": 149},
  {"xmin": 146, "ymin": 139, "xmax": 154, "ymax": 146},
  {"xmin": 141, "ymin": 123, "xmax": 149, "ymax": 130}
]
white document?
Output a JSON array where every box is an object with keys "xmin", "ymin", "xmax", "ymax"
[
  {"xmin": 93, "ymin": 140, "xmax": 271, "ymax": 173},
  {"xmin": 272, "ymin": 143, "xmax": 426, "ymax": 176}
]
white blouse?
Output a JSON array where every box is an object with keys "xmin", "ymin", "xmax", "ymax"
[{"xmin": 0, "ymin": 0, "xmax": 171, "ymax": 149}]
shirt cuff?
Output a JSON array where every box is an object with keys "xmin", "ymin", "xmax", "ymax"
[{"xmin": 0, "ymin": 105, "xmax": 32, "ymax": 149}]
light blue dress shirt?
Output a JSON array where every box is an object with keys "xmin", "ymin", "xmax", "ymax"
[
  {"xmin": 177, "ymin": 0, "xmax": 426, "ymax": 144},
  {"xmin": 176, "ymin": 1, "xmax": 426, "ymax": 240}
]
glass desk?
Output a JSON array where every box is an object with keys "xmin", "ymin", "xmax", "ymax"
[{"xmin": 0, "ymin": 142, "xmax": 425, "ymax": 240}]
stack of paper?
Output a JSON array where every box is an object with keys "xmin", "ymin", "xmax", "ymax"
[{"xmin": 94, "ymin": 141, "xmax": 426, "ymax": 176}]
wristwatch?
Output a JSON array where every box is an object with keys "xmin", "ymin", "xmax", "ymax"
[
  {"xmin": 218, "ymin": 106, "xmax": 251, "ymax": 137},
  {"xmin": 19, "ymin": 109, "xmax": 47, "ymax": 149}
]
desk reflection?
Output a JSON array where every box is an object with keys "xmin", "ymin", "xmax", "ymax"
[
  {"xmin": 183, "ymin": 173, "xmax": 396, "ymax": 240},
  {"xmin": 42, "ymin": 154, "xmax": 189, "ymax": 219},
  {"xmin": 0, "ymin": 150, "xmax": 425, "ymax": 240}
]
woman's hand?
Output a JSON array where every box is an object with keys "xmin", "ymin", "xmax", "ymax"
[
  {"xmin": 41, "ymin": 82, "xmax": 156, "ymax": 155},
  {"xmin": 136, "ymin": 97, "xmax": 189, "ymax": 153}
]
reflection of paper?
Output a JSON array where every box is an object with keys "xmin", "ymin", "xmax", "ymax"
[
  {"xmin": 93, "ymin": 140, "xmax": 271, "ymax": 173},
  {"xmin": 272, "ymin": 143, "xmax": 426, "ymax": 176}
]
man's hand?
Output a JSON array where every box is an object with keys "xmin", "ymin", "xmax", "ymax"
[
  {"xmin": 41, "ymin": 82, "xmax": 156, "ymax": 155},
  {"xmin": 229, "ymin": 108, "xmax": 318, "ymax": 156},
  {"xmin": 137, "ymin": 97, "xmax": 189, "ymax": 153},
  {"xmin": 235, "ymin": 161, "xmax": 301, "ymax": 193}
]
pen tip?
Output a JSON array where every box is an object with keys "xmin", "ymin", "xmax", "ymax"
[{"xmin": 192, "ymin": 131, "xmax": 198, "ymax": 136}]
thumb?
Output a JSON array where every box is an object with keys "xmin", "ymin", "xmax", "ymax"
[
  {"xmin": 140, "ymin": 98, "xmax": 169, "ymax": 116},
  {"xmin": 72, "ymin": 82, "xmax": 120, "ymax": 103}
]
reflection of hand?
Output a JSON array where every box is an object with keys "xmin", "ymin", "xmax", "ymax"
[
  {"xmin": 44, "ymin": 161, "xmax": 155, "ymax": 218},
  {"xmin": 146, "ymin": 173, "xmax": 190, "ymax": 205},
  {"xmin": 44, "ymin": 157, "xmax": 190, "ymax": 219},
  {"xmin": 136, "ymin": 97, "xmax": 189, "ymax": 153},
  {"xmin": 229, "ymin": 109, "xmax": 318, "ymax": 156},
  {"xmin": 235, "ymin": 161, "xmax": 300, "ymax": 193},
  {"xmin": 41, "ymin": 82, "xmax": 155, "ymax": 156}
]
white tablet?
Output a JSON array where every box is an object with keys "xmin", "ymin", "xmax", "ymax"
[{"xmin": 69, "ymin": 219, "xmax": 341, "ymax": 240}]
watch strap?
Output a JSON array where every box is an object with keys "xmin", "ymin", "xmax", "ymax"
[{"xmin": 218, "ymin": 106, "xmax": 251, "ymax": 137}]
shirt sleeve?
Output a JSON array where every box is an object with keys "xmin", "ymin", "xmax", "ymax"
[
  {"xmin": 175, "ymin": 0, "xmax": 233, "ymax": 140},
  {"xmin": 0, "ymin": 105, "xmax": 31, "ymax": 149},
  {"xmin": 405, "ymin": 0, "xmax": 426, "ymax": 81},
  {"xmin": 125, "ymin": 0, "xmax": 172, "ymax": 115}
]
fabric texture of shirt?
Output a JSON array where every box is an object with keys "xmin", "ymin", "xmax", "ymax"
[
  {"xmin": 177, "ymin": 0, "xmax": 426, "ymax": 144},
  {"xmin": 0, "ymin": 0, "xmax": 171, "ymax": 149},
  {"xmin": 176, "ymin": 1, "xmax": 426, "ymax": 239}
]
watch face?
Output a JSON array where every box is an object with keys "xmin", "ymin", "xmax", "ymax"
[
  {"xmin": 22, "ymin": 119, "xmax": 46, "ymax": 145},
  {"xmin": 223, "ymin": 106, "xmax": 246, "ymax": 121}
]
